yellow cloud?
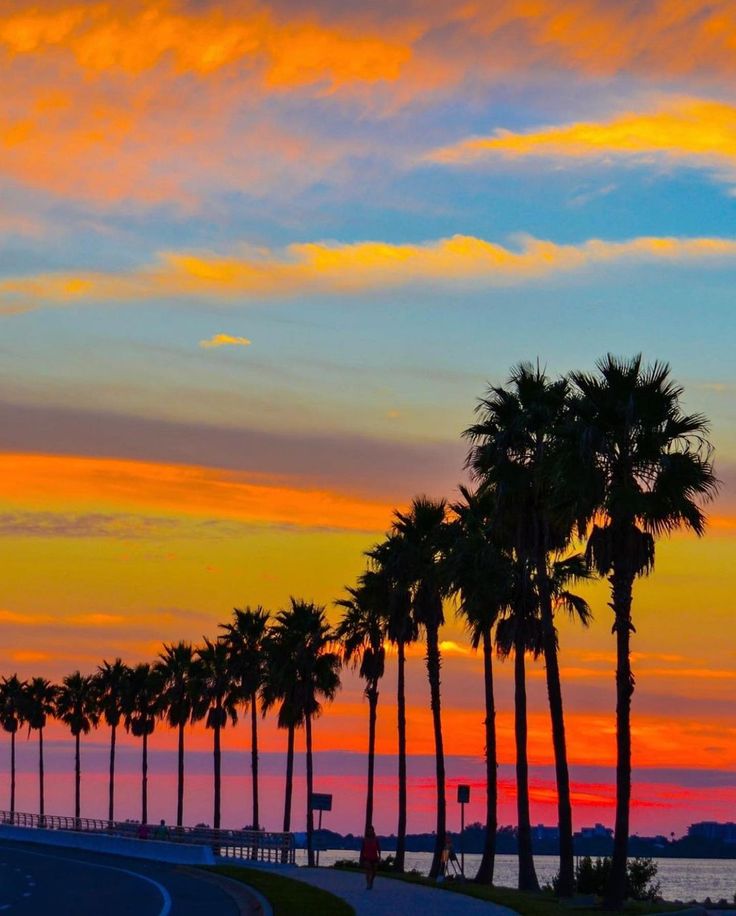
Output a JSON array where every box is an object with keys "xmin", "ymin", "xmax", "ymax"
[
  {"xmin": 4, "ymin": 233, "xmax": 736, "ymax": 311},
  {"xmin": 199, "ymin": 333, "xmax": 252, "ymax": 349},
  {"xmin": 428, "ymin": 98, "xmax": 736, "ymax": 183}
]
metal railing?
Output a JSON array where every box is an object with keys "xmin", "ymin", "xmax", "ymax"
[{"xmin": 0, "ymin": 810, "xmax": 295, "ymax": 864}]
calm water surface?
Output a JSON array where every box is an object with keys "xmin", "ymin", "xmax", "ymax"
[{"xmin": 296, "ymin": 850, "xmax": 736, "ymax": 901}]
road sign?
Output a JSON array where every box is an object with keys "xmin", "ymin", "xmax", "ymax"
[
  {"xmin": 457, "ymin": 785, "xmax": 470, "ymax": 804},
  {"xmin": 310, "ymin": 793, "xmax": 333, "ymax": 812}
]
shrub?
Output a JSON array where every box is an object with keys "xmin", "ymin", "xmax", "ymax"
[{"xmin": 549, "ymin": 856, "xmax": 661, "ymax": 901}]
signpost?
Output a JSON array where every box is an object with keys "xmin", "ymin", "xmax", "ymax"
[
  {"xmin": 310, "ymin": 793, "xmax": 333, "ymax": 867},
  {"xmin": 457, "ymin": 785, "xmax": 470, "ymax": 879}
]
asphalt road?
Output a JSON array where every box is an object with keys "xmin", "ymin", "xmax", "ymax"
[{"xmin": 0, "ymin": 842, "xmax": 246, "ymax": 915}]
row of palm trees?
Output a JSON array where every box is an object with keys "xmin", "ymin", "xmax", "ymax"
[
  {"xmin": 0, "ymin": 355, "xmax": 716, "ymax": 907},
  {"xmin": 0, "ymin": 601, "xmax": 340, "ymax": 867}
]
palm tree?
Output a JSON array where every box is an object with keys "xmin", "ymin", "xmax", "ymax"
[
  {"xmin": 123, "ymin": 663, "xmax": 163, "ymax": 826},
  {"xmin": 495, "ymin": 570, "xmax": 543, "ymax": 893},
  {"xmin": 156, "ymin": 643, "xmax": 201, "ymax": 827},
  {"xmin": 335, "ymin": 575, "xmax": 386, "ymax": 836},
  {"xmin": 269, "ymin": 599, "xmax": 340, "ymax": 867},
  {"xmin": 445, "ymin": 486, "xmax": 512, "ymax": 885},
  {"xmin": 196, "ymin": 637, "xmax": 240, "ymax": 829},
  {"xmin": 568, "ymin": 354, "xmax": 717, "ymax": 906},
  {"xmin": 20, "ymin": 678, "xmax": 57, "ymax": 819},
  {"xmin": 94, "ymin": 659, "xmax": 131, "ymax": 822},
  {"xmin": 0, "ymin": 675, "xmax": 25, "ymax": 818},
  {"xmin": 465, "ymin": 364, "xmax": 580, "ymax": 895},
  {"xmin": 368, "ymin": 534, "xmax": 417, "ymax": 872},
  {"xmin": 220, "ymin": 606, "xmax": 270, "ymax": 830},
  {"xmin": 55, "ymin": 672, "xmax": 99, "ymax": 819},
  {"xmin": 390, "ymin": 496, "xmax": 450, "ymax": 879}
]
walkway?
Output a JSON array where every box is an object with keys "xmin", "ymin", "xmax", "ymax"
[{"xmin": 278, "ymin": 865, "xmax": 518, "ymax": 916}]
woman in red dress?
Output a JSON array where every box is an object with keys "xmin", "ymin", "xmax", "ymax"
[{"xmin": 360, "ymin": 825, "xmax": 381, "ymax": 889}]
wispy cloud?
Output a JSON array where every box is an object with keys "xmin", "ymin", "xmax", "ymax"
[
  {"xmin": 199, "ymin": 333, "xmax": 252, "ymax": 349},
  {"xmin": 5, "ymin": 233, "xmax": 736, "ymax": 312},
  {"xmin": 427, "ymin": 98, "xmax": 736, "ymax": 188}
]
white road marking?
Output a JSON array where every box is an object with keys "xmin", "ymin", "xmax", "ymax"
[{"xmin": 0, "ymin": 848, "xmax": 172, "ymax": 916}]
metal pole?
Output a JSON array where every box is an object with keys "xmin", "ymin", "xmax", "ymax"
[
  {"xmin": 461, "ymin": 800, "xmax": 465, "ymax": 879},
  {"xmin": 317, "ymin": 809, "xmax": 323, "ymax": 867}
]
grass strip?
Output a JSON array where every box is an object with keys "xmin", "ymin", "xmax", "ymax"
[{"xmin": 211, "ymin": 865, "xmax": 355, "ymax": 916}]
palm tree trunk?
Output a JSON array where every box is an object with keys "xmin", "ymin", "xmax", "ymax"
[
  {"xmin": 10, "ymin": 730, "xmax": 16, "ymax": 818},
  {"xmin": 395, "ymin": 639, "xmax": 407, "ymax": 872},
  {"xmin": 282, "ymin": 722, "xmax": 295, "ymax": 862},
  {"xmin": 108, "ymin": 723, "xmax": 116, "ymax": 823},
  {"xmin": 605, "ymin": 564, "xmax": 635, "ymax": 908},
  {"xmin": 74, "ymin": 732, "xmax": 81, "ymax": 820},
  {"xmin": 177, "ymin": 721, "xmax": 185, "ymax": 828},
  {"xmin": 251, "ymin": 692, "xmax": 259, "ymax": 830},
  {"xmin": 537, "ymin": 557, "xmax": 575, "ymax": 897},
  {"xmin": 475, "ymin": 628, "xmax": 497, "ymax": 885},
  {"xmin": 39, "ymin": 727, "xmax": 45, "ymax": 819},
  {"xmin": 364, "ymin": 683, "xmax": 378, "ymax": 834},
  {"xmin": 426, "ymin": 625, "xmax": 447, "ymax": 880},
  {"xmin": 305, "ymin": 712, "xmax": 315, "ymax": 867},
  {"xmin": 141, "ymin": 731, "xmax": 149, "ymax": 825},
  {"xmin": 514, "ymin": 635, "xmax": 539, "ymax": 892},
  {"xmin": 213, "ymin": 718, "xmax": 222, "ymax": 830}
]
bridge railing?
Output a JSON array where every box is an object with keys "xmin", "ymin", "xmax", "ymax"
[{"xmin": 0, "ymin": 810, "xmax": 295, "ymax": 864}]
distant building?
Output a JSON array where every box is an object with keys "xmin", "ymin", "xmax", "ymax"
[
  {"xmin": 688, "ymin": 822, "xmax": 736, "ymax": 843},
  {"xmin": 577, "ymin": 823, "xmax": 614, "ymax": 839},
  {"xmin": 533, "ymin": 824, "xmax": 559, "ymax": 841}
]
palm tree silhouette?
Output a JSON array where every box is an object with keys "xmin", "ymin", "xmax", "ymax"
[
  {"xmin": 445, "ymin": 485, "xmax": 512, "ymax": 885},
  {"xmin": 465, "ymin": 364, "xmax": 581, "ymax": 895},
  {"xmin": 368, "ymin": 534, "xmax": 417, "ymax": 872},
  {"xmin": 20, "ymin": 677, "xmax": 57, "ymax": 819},
  {"xmin": 94, "ymin": 659, "xmax": 131, "ymax": 822},
  {"xmin": 390, "ymin": 497, "xmax": 450, "ymax": 879},
  {"xmin": 156, "ymin": 643, "xmax": 201, "ymax": 827},
  {"xmin": 196, "ymin": 638, "xmax": 239, "ymax": 829},
  {"xmin": 0, "ymin": 675, "xmax": 25, "ymax": 818},
  {"xmin": 568, "ymin": 354, "xmax": 717, "ymax": 906},
  {"xmin": 220, "ymin": 606, "xmax": 270, "ymax": 830},
  {"xmin": 495, "ymin": 566, "xmax": 543, "ymax": 893},
  {"xmin": 335, "ymin": 574, "xmax": 386, "ymax": 836},
  {"xmin": 123, "ymin": 662, "xmax": 164, "ymax": 826},
  {"xmin": 55, "ymin": 672, "xmax": 99, "ymax": 819}
]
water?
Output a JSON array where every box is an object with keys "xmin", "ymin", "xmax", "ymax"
[{"xmin": 296, "ymin": 850, "xmax": 736, "ymax": 902}]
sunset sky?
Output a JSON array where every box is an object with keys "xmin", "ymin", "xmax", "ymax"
[{"xmin": 1, "ymin": 0, "xmax": 735, "ymax": 837}]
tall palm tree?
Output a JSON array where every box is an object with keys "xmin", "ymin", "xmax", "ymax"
[
  {"xmin": 94, "ymin": 659, "xmax": 131, "ymax": 822},
  {"xmin": 390, "ymin": 496, "xmax": 450, "ymax": 879},
  {"xmin": 368, "ymin": 535, "xmax": 417, "ymax": 872},
  {"xmin": 220, "ymin": 606, "xmax": 270, "ymax": 830},
  {"xmin": 156, "ymin": 642, "xmax": 201, "ymax": 827},
  {"xmin": 568, "ymin": 354, "xmax": 717, "ymax": 906},
  {"xmin": 0, "ymin": 675, "xmax": 25, "ymax": 818},
  {"xmin": 123, "ymin": 663, "xmax": 163, "ymax": 826},
  {"xmin": 495, "ymin": 572, "xmax": 543, "ymax": 893},
  {"xmin": 269, "ymin": 599, "xmax": 341, "ymax": 867},
  {"xmin": 196, "ymin": 638, "xmax": 240, "ymax": 829},
  {"xmin": 465, "ymin": 364, "xmax": 580, "ymax": 895},
  {"xmin": 20, "ymin": 678, "xmax": 57, "ymax": 819},
  {"xmin": 335, "ymin": 575, "xmax": 386, "ymax": 836},
  {"xmin": 55, "ymin": 672, "xmax": 99, "ymax": 819},
  {"xmin": 445, "ymin": 486, "xmax": 512, "ymax": 885}
]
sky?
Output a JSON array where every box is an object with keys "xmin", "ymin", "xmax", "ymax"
[{"xmin": 1, "ymin": 0, "xmax": 736, "ymax": 838}]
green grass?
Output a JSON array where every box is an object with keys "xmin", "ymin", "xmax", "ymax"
[
  {"xmin": 211, "ymin": 865, "xmax": 355, "ymax": 916},
  {"xmin": 333, "ymin": 864, "xmax": 685, "ymax": 916}
]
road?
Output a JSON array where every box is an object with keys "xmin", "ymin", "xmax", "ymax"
[{"xmin": 0, "ymin": 841, "xmax": 250, "ymax": 915}]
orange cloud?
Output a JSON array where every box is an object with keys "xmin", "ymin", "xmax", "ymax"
[
  {"xmin": 5, "ymin": 233, "xmax": 736, "ymax": 311},
  {"xmin": 199, "ymin": 333, "xmax": 252, "ymax": 349},
  {"xmin": 428, "ymin": 98, "xmax": 736, "ymax": 184},
  {"xmin": 0, "ymin": 453, "xmax": 393, "ymax": 533}
]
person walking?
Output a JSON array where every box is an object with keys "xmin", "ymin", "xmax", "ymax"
[{"xmin": 360, "ymin": 825, "xmax": 381, "ymax": 890}]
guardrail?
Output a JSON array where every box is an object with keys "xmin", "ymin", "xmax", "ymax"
[{"xmin": 0, "ymin": 810, "xmax": 295, "ymax": 864}]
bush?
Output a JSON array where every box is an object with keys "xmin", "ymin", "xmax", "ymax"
[{"xmin": 549, "ymin": 856, "xmax": 661, "ymax": 901}]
